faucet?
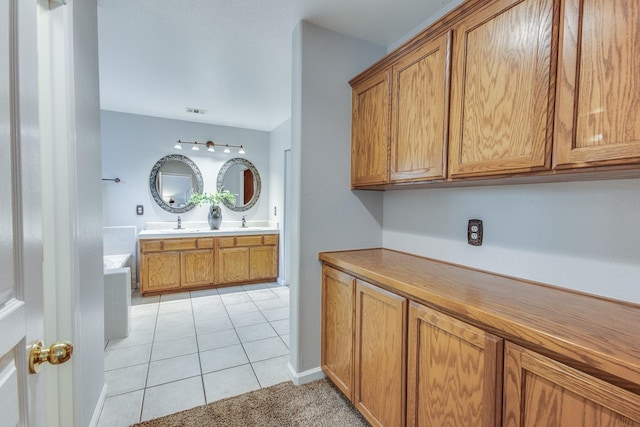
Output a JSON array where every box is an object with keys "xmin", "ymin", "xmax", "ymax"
[
  {"xmin": 241, "ymin": 215, "xmax": 247, "ymax": 228},
  {"xmin": 176, "ymin": 216, "xmax": 182, "ymax": 229}
]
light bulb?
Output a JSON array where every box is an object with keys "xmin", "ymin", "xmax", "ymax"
[
  {"xmin": 192, "ymin": 143, "xmax": 199, "ymax": 151},
  {"xmin": 208, "ymin": 146, "xmax": 215, "ymax": 152},
  {"xmin": 223, "ymin": 145, "xmax": 231, "ymax": 153},
  {"xmin": 174, "ymin": 141, "xmax": 182, "ymax": 150},
  {"xmin": 238, "ymin": 146, "xmax": 245, "ymax": 154}
]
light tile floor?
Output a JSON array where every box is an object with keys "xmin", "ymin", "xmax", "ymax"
[{"xmin": 97, "ymin": 282, "xmax": 290, "ymax": 426}]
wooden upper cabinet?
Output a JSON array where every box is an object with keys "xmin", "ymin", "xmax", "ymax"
[
  {"xmin": 407, "ymin": 302, "xmax": 503, "ymax": 427},
  {"xmin": 391, "ymin": 32, "xmax": 451, "ymax": 183},
  {"xmin": 503, "ymin": 342, "xmax": 640, "ymax": 427},
  {"xmin": 351, "ymin": 70, "xmax": 391, "ymax": 187},
  {"xmin": 448, "ymin": 0, "xmax": 555, "ymax": 178},
  {"xmin": 554, "ymin": 0, "xmax": 640, "ymax": 169}
]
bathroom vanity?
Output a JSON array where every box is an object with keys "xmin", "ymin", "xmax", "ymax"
[{"xmin": 138, "ymin": 226, "xmax": 279, "ymax": 295}]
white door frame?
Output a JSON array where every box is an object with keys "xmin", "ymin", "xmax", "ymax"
[{"xmin": 38, "ymin": 0, "xmax": 106, "ymax": 425}]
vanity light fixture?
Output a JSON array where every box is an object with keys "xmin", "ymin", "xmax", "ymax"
[{"xmin": 174, "ymin": 140, "xmax": 246, "ymax": 154}]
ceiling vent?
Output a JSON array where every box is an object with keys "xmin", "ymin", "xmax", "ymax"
[{"xmin": 186, "ymin": 107, "xmax": 207, "ymax": 115}]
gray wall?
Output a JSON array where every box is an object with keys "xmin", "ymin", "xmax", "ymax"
[
  {"xmin": 289, "ymin": 21, "xmax": 386, "ymax": 377},
  {"xmin": 383, "ymin": 179, "xmax": 640, "ymax": 303},
  {"xmin": 101, "ymin": 111, "xmax": 271, "ymax": 231}
]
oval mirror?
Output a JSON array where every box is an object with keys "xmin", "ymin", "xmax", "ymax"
[
  {"xmin": 216, "ymin": 158, "xmax": 261, "ymax": 212},
  {"xmin": 149, "ymin": 154, "xmax": 203, "ymax": 213}
]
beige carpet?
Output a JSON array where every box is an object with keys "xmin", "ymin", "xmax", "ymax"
[{"xmin": 132, "ymin": 378, "xmax": 369, "ymax": 427}]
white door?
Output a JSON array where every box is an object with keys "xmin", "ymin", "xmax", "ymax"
[{"xmin": 0, "ymin": 0, "xmax": 57, "ymax": 425}]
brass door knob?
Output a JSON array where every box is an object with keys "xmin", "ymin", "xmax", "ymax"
[{"xmin": 29, "ymin": 340, "xmax": 74, "ymax": 374}]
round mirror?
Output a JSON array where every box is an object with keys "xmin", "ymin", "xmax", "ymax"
[
  {"xmin": 149, "ymin": 154, "xmax": 203, "ymax": 213},
  {"xmin": 216, "ymin": 158, "xmax": 261, "ymax": 212}
]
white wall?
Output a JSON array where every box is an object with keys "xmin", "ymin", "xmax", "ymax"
[
  {"xmin": 289, "ymin": 21, "xmax": 386, "ymax": 378},
  {"xmin": 101, "ymin": 111, "xmax": 270, "ymax": 231},
  {"xmin": 269, "ymin": 119, "xmax": 291, "ymax": 283},
  {"xmin": 383, "ymin": 179, "xmax": 640, "ymax": 303}
]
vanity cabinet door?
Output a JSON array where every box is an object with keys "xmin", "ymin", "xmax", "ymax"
[
  {"xmin": 141, "ymin": 252, "xmax": 181, "ymax": 292},
  {"xmin": 181, "ymin": 249, "xmax": 215, "ymax": 288},
  {"xmin": 354, "ymin": 279, "xmax": 407, "ymax": 427},
  {"xmin": 448, "ymin": 0, "xmax": 555, "ymax": 178},
  {"xmin": 351, "ymin": 70, "xmax": 391, "ymax": 188},
  {"xmin": 219, "ymin": 247, "xmax": 250, "ymax": 283},
  {"xmin": 321, "ymin": 266, "xmax": 356, "ymax": 400},
  {"xmin": 554, "ymin": 0, "xmax": 640, "ymax": 169},
  {"xmin": 390, "ymin": 32, "xmax": 451, "ymax": 183},
  {"xmin": 503, "ymin": 342, "xmax": 640, "ymax": 426},
  {"xmin": 249, "ymin": 246, "xmax": 277, "ymax": 281},
  {"xmin": 407, "ymin": 302, "xmax": 503, "ymax": 427}
]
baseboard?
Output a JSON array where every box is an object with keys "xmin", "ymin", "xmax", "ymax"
[
  {"xmin": 88, "ymin": 384, "xmax": 108, "ymax": 427},
  {"xmin": 277, "ymin": 277, "xmax": 288, "ymax": 287},
  {"xmin": 287, "ymin": 363, "xmax": 325, "ymax": 385}
]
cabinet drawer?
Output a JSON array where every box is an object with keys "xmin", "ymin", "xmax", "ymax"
[
  {"xmin": 164, "ymin": 238, "xmax": 197, "ymax": 251},
  {"xmin": 197, "ymin": 238, "xmax": 214, "ymax": 249},
  {"xmin": 235, "ymin": 235, "xmax": 263, "ymax": 247},
  {"xmin": 218, "ymin": 237, "xmax": 236, "ymax": 248},
  {"xmin": 263, "ymin": 234, "xmax": 278, "ymax": 246},
  {"xmin": 140, "ymin": 240, "xmax": 163, "ymax": 253}
]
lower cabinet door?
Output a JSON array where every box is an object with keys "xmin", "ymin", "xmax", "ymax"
[
  {"xmin": 219, "ymin": 247, "xmax": 250, "ymax": 283},
  {"xmin": 503, "ymin": 342, "xmax": 640, "ymax": 427},
  {"xmin": 406, "ymin": 302, "xmax": 503, "ymax": 427},
  {"xmin": 181, "ymin": 249, "xmax": 214, "ymax": 288},
  {"xmin": 354, "ymin": 280, "xmax": 407, "ymax": 427},
  {"xmin": 321, "ymin": 266, "xmax": 355, "ymax": 399},
  {"xmin": 142, "ymin": 252, "xmax": 181, "ymax": 292},
  {"xmin": 249, "ymin": 246, "xmax": 277, "ymax": 280}
]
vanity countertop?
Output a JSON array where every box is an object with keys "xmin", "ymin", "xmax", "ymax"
[{"xmin": 138, "ymin": 220, "xmax": 279, "ymax": 239}]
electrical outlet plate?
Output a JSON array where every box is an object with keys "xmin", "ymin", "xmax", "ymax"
[{"xmin": 468, "ymin": 219, "xmax": 483, "ymax": 246}]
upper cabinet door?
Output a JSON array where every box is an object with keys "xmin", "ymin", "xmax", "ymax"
[
  {"xmin": 554, "ymin": 0, "xmax": 640, "ymax": 169},
  {"xmin": 351, "ymin": 70, "xmax": 391, "ymax": 188},
  {"xmin": 449, "ymin": 0, "xmax": 555, "ymax": 178},
  {"xmin": 390, "ymin": 32, "xmax": 451, "ymax": 183}
]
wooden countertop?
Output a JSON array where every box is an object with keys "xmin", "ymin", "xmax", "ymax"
[{"xmin": 319, "ymin": 248, "xmax": 640, "ymax": 393}]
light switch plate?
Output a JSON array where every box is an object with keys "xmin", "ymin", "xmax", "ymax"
[
  {"xmin": 136, "ymin": 205, "xmax": 144, "ymax": 215},
  {"xmin": 468, "ymin": 219, "xmax": 483, "ymax": 246}
]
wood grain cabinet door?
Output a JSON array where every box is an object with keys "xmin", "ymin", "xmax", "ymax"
[
  {"xmin": 391, "ymin": 32, "xmax": 451, "ymax": 183},
  {"xmin": 351, "ymin": 70, "xmax": 391, "ymax": 187},
  {"xmin": 448, "ymin": 0, "xmax": 555, "ymax": 178},
  {"xmin": 354, "ymin": 280, "xmax": 407, "ymax": 427},
  {"xmin": 141, "ymin": 251, "xmax": 181, "ymax": 292},
  {"xmin": 219, "ymin": 247, "xmax": 250, "ymax": 283},
  {"xmin": 554, "ymin": 0, "xmax": 640, "ymax": 169},
  {"xmin": 249, "ymin": 246, "xmax": 277, "ymax": 281},
  {"xmin": 181, "ymin": 249, "xmax": 215, "ymax": 288},
  {"xmin": 407, "ymin": 302, "xmax": 503, "ymax": 427},
  {"xmin": 503, "ymin": 342, "xmax": 640, "ymax": 426},
  {"xmin": 321, "ymin": 266, "xmax": 355, "ymax": 400}
]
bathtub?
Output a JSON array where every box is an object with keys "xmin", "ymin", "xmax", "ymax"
[{"xmin": 104, "ymin": 254, "xmax": 131, "ymax": 343}]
